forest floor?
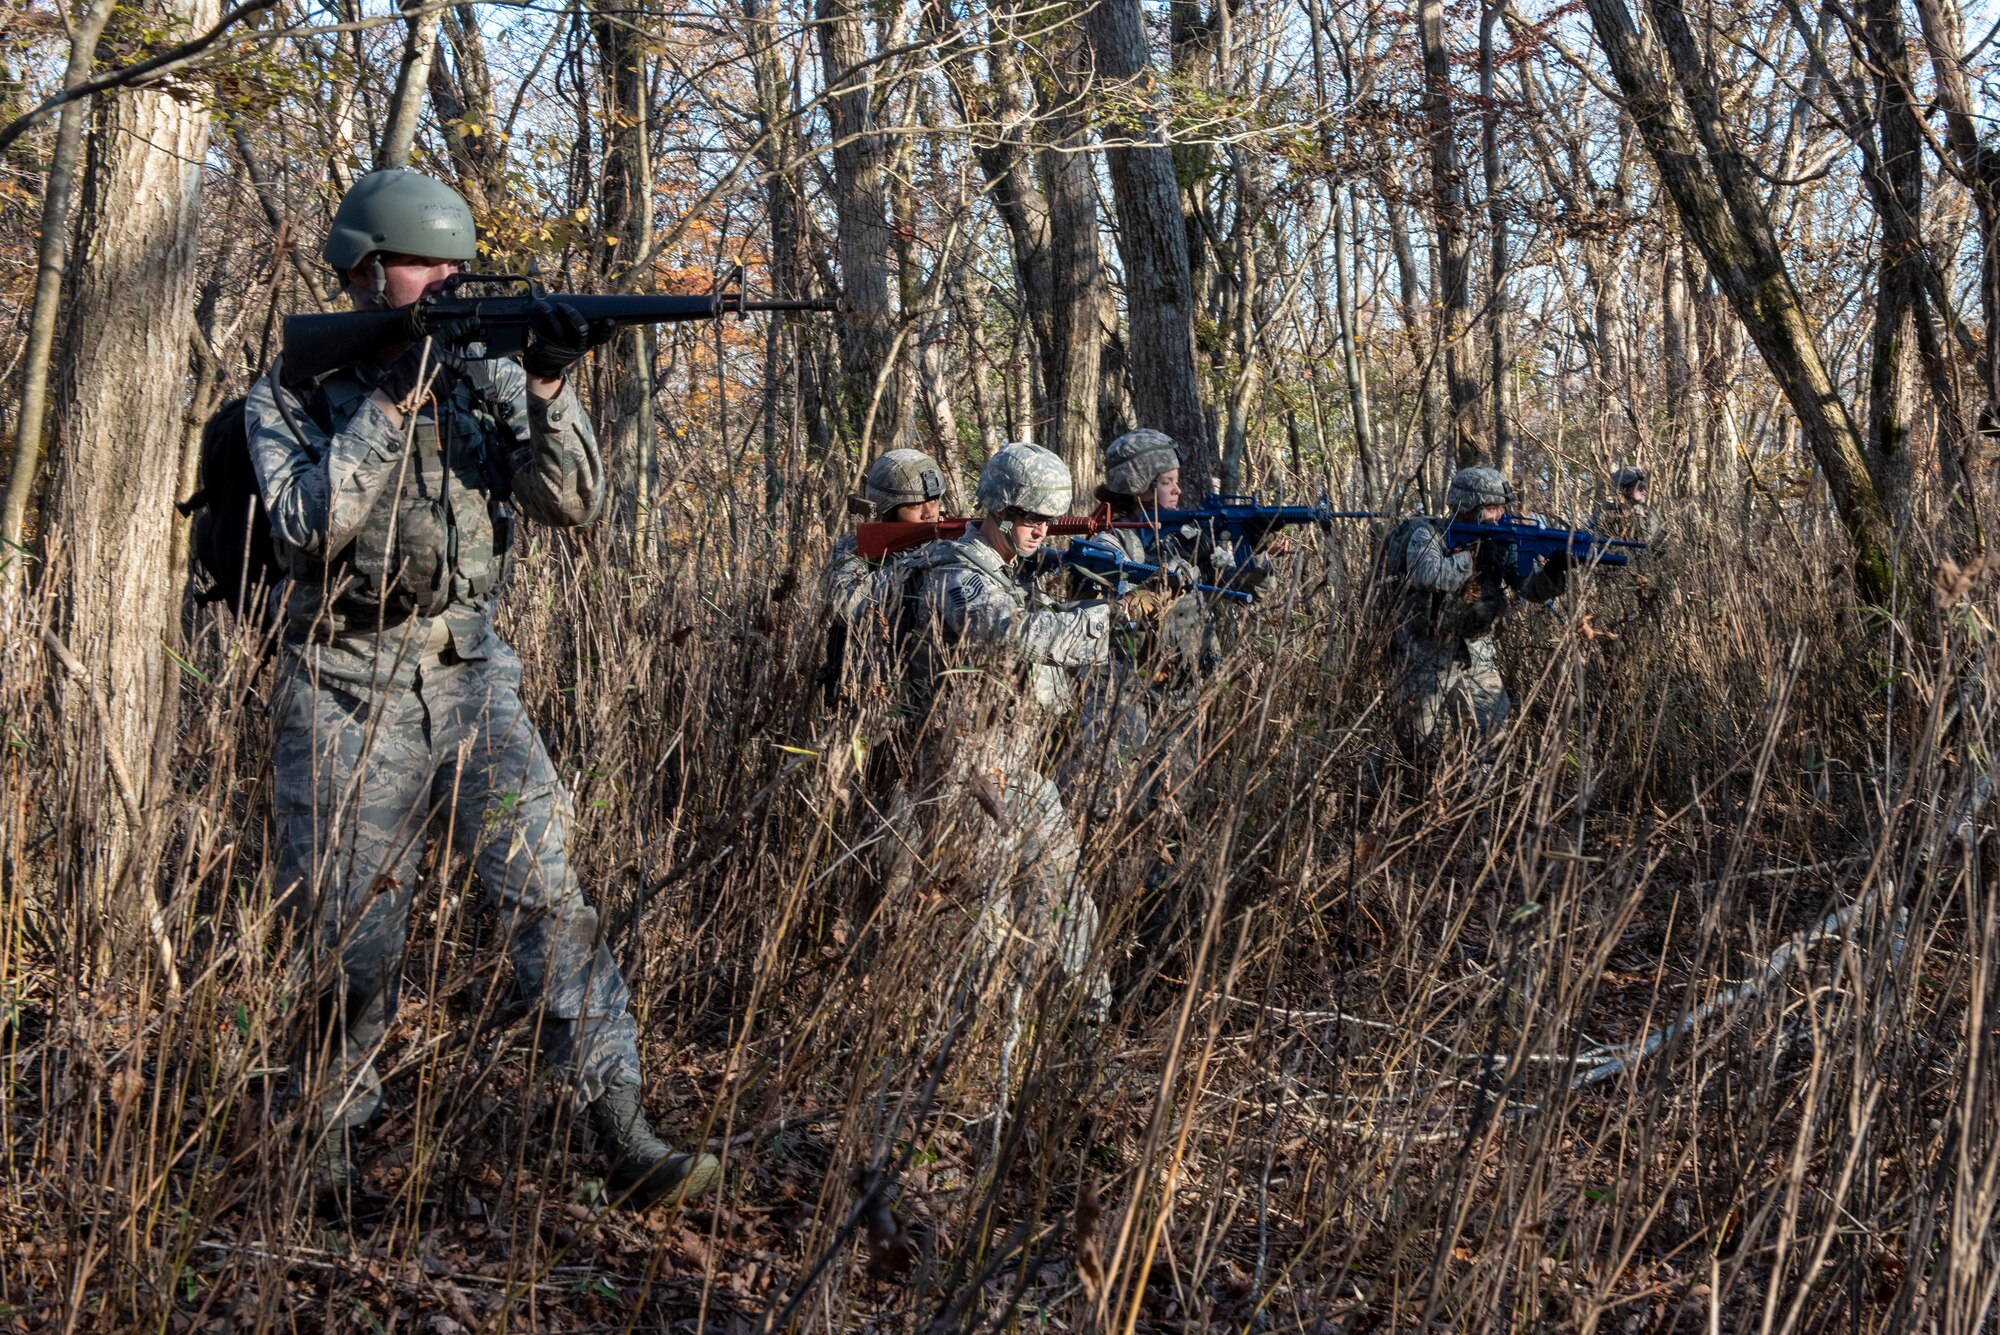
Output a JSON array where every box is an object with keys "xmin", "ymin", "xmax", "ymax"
[{"xmin": 1, "ymin": 515, "xmax": 1989, "ymax": 1332}]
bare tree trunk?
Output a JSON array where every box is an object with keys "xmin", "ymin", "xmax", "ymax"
[
  {"xmin": 1479, "ymin": 0, "xmax": 1513, "ymax": 473},
  {"xmin": 954, "ymin": 262, "xmax": 999, "ymax": 472},
  {"xmin": 0, "ymin": 0, "xmax": 115, "ymax": 564},
  {"xmin": 1912, "ymin": 0, "xmax": 2000, "ymax": 414},
  {"xmin": 819, "ymin": 0, "xmax": 901, "ymax": 457},
  {"xmin": 45, "ymin": 0, "xmax": 218, "ymax": 945},
  {"xmin": 1863, "ymin": 0, "xmax": 1920, "ymax": 523},
  {"xmin": 428, "ymin": 5, "xmax": 506, "ymax": 211},
  {"xmin": 1585, "ymin": 0, "xmax": 1897, "ymax": 601},
  {"xmin": 1663, "ymin": 240, "xmax": 1702, "ymax": 478},
  {"xmin": 1333, "ymin": 182, "xmax": 1378, "ymax": 505},
  {"xmin": 1417, "ymin": 0, "xmax": 1481, "ymax": 465},
  {"xmin": 1043, "ymin": 109, "xmax": 1103, "ymax": 491},
  {"xmin": 590, "ymin": 0, "xmax": 656, "ymax": 550},
  {"xmin": 1083, "ymin": 0, "xmax": 1216, "ymax": 494},
  {"xmin": 378, "ymin": 0, "xmax": 441, "ymax": 169},
  {"xmin": 1382, "ymin": 181, "xmax": 1442, "ymax": 497}
]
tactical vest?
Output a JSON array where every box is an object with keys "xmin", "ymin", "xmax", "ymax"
[{"xmin": 302, "ymin": 362, "xmax": 517, "ymax": 622}]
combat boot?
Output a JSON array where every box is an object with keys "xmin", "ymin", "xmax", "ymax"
[
  {"xmin": 588, "ymin": 1084, "xmax": 721, "ymax": 1209},
  {"xmin": 308, "ymin": 1127, "xmax": 356, "ymax": 1215}
]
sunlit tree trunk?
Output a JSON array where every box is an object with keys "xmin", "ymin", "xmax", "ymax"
[
  {"xmin": 1416, "ymin": 0, "xmax": 1481, "ymax": 466},
  {"xmin": 45, "ymin": 0, "xmax": 218, "ymax": 949},
  {"xmin": 819, "ymin": 0, "xmax": 902, "ymax": 459},
  {"xmin": 1083, "ymin": 0, "xmax": 1216, "ymax": 494}
]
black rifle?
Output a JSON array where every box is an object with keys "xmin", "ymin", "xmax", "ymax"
[{"xmin": 282, "ymin": 271, "xmax": 836, "ymax": 382}]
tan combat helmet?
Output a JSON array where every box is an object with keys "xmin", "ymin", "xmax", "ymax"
[
  {"xmin": 850, "ymin": 449, "xmax": 946, "ymax": 517},
  {"xmin": 1103, "ymin": 429, "xmax": 1181, "ymax": 495}
]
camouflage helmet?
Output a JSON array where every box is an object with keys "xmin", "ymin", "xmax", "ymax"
[
  {"xmin": 850, "ymin": 448, "xmax": 946, "ymax": 516},
  {"xmin": 324, "ymin": 170, "xmax": 478, "ymax": 272},
  {"xmin": 976, "ymin": 442, "xmax": 1073, "ymax": 518},
  {"xmin": 1612, "ymin": 465, "xmax": 1648, "ymax": 494},
  {"xmin": 1446, "ymin": 465, "xmax": 1513, "ymax": 513},
  {"xmin": 1103, "ymin": 429, "xmax": 1181, "ymax": 494}
]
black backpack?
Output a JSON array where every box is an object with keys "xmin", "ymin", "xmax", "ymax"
[{"xmin": 178, "ymin": 396, "xmax": 285, "ymax": 619}]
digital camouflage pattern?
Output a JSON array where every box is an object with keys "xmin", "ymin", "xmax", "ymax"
[
  {"xmin": 850, "ymin": 448, "xmax": 945, "ymax": 515},
  {"xmin": 1392, "ymin": 514, "xmax": 1562, "ymax": 747},
  {"xmin": 1102, "ymin": 429, "xmax": 1180, "ymax": 495},
  {"xmin": 247, "ymin": 353, "xmax": 601, "ymax": 682},
  {"xmin": 274, "ymin": 648, "xmax": 641, "ymax": 1127},
  {"xmin": 975, "ymin": 442, "xmax": 1071, "ymax": 518},
  {"xmin": 249, "ymin": 350, "xmax": 629, "ymax": 1126},
  {"xmin": 911, "ymin": 529, "xmax": 1110, "ymax": 1013}
]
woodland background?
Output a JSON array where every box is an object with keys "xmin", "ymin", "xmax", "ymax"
[{"xmin": 4, "ymin": 0, "xmax": 2000, "ymax": 1328}]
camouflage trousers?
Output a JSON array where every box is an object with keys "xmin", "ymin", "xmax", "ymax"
[
  {"xmin": 1393, "ymin": 635, "xmax": 1510, "ymax": 751},
  {"xmin": 272, "ymin": 643, "xmax": 641, "ymax": 1130},
  {"xmin": 939, "ymin": 731, "xmax": 1109, "ymax": 1020},
  {"xmin": 1055, "ymin": 668, "xmax": 1207, "ymax": 958}
]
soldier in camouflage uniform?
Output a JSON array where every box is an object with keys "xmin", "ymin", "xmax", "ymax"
[
  {"xmin": 908, "ymin": 444, "xmax": 1117, "ymax": 1016},
  {"xmin": 821, "ymin": 448, "xmax": 947, "ymax": 704},
  {"xmin": 1056, "ymin": 430, "xmax": 1241, "ymax": 968},
  {"xmin": 1389, "ymin": 466, "xmax": 1570, "ymax": 751},
  {"xmin": 1588, "ymin": 464, "xmax": 1668, "ymax": 634},
  {"xmin": 248, "ymin": 170, "xmax": 717, "ymax": 1211}
]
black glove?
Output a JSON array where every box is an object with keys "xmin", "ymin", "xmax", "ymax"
[
  {"xmin": 378, "ymin": 342, "xmax": 433, "ymax": 405},
  {"xmin": 1539, "ymin": 550, "xmax": 1572, "ymax": 595},
  {"xmin": 521, "ymin": 299, "xmax": 596, "ymax": 380},
  {"xmin": 1225, "ymin": 558, "xmax": 1275, "ymax": 596}
]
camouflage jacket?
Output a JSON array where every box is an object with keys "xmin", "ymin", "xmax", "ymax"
[
  {"xmin": 1400, "ymin": 517, "xmax": 1562, "ymax": 657},
  {"xmin": 247, "ymin": 353, "xmax": 602, "ymax": 687},
  {"xmin": 1091, "ymin": 524, "xmax": 1217, "ymax": 687},
  {"xmin": 913, "ymin": 532, "xmax": 1109, "ymax": 718}
]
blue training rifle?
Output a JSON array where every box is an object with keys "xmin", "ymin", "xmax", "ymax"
[
  {"xmin": 1029, "ymin": 539, "xmax": 1255, "ymax": 604},
  {"xmin": 1143, "ymin": 495, "xmax": 1383, "ymax": 558},
  {"xmin": 1443, "ymin": 512, "xmax": 1646, "ymax": 582}
]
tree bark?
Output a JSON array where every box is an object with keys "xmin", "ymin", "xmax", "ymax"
[
  {"xmin": 0, "ymin": 0, "xmax": 116, "ymax": 563},
  {"xmin": 1333, "ymin": 182, "xmax": 1378, "ymax": 505},
  {"xmin": 590, "ymin": 0, "xmax": 656, "ymax": 549},
  {"xmin": 1862, "ymin": 0, "xmax": 1920, "ymax": 522},
  {"xmin": 1479, "ymin": 0, "xmax": 1514, "ymax": 473},
  {"xmin": 378, "ymin": 0, "xmax": 441, "ymax": 169},
  {"xmin": 1417, "ymin": 0, "xmax": 1482, "ymax": 465},
  {"xmin": 428, "ymin": 5, "xmax": 505, "ymax": 212},
  {"xmin": 1381, "ymin": 180, "xmax": 1442, "ymax": 497},
  {"xmin": 1083, "ymin": 0, "xmax": 1216, "ymax": 494},
  {"xmin": 1584, "ymin": 0, "xmax": 1897, "ymax": 602},
  {"xmin": 1043, "ymin": 104, "xmax": 1104, "ymax": 490},
  {"xmin": 45, "ymin": 0, "xmax": 218, "ymax": 929},
  {"xmin": 818, "ymin": 0, "xmax": 902, "ymax": 458}
]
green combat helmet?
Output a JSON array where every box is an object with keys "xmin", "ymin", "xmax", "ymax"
[
  {"xmin": 976, "ymin": 442, "xmax": 1073, "ymax": 521},
  {"xmin": 850, "ymin": 448, "xmax": 946, "ymax": 516},
  {"xmin": 1102, "ymin": 429, "xmax": 1180, "ymax": 495},
  {"xmin": 324, "ymin": 169, "xmax": 478, "ymax": 272},
  {"xmin": 1446, "ymin": 465, "xmax": 1513, "ymax": 514}
]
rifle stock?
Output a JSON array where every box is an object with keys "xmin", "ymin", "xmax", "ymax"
[{"xmin": 853, "ymin": 511, "xmax": 1149, "ymax": 562}]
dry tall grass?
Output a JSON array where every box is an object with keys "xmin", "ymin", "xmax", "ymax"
[{"xmin": 2, "ymin": 495, "xmax": 1995, "ymax": 1333}]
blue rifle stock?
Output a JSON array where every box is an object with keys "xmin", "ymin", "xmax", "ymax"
[
  {"xmin": 1146, "ymin": 495, "xmax": 1383, "ymax": 559},
  {"xmin": 1443, "ymin": 512, "xmax": 1645, "ymax": 582},
  {"xmin": 1029, "ymin": 539, "xmax": 1254, "ymax": 604}
]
